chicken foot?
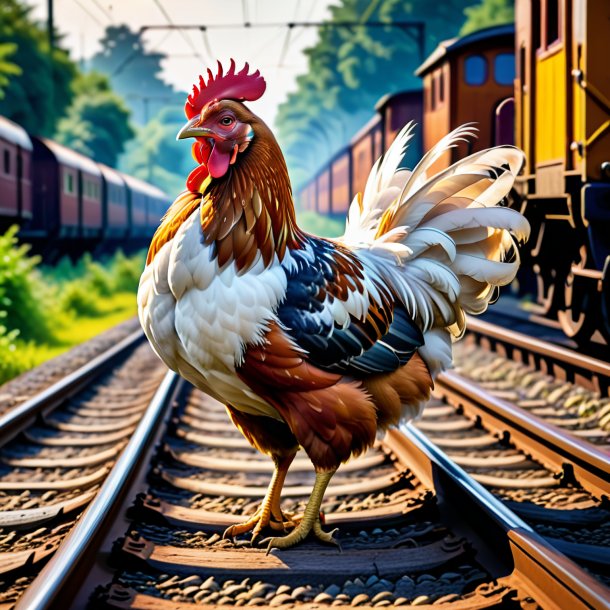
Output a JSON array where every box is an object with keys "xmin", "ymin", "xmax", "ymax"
[
  {"xmin": 263, "ymin": 468, "xmax": 340, "ymax": 552},
  {"xmin": 223, "ymin": 453, "xmax": 296, "ymax": 542}
]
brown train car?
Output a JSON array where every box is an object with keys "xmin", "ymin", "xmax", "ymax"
[
  {"xmin": 301, "ymin": 181, "xmax": 316, "ymax": 212},
  {"xmin": 376, "ymin": 90, "xmax": 424, "ymax": 167},
  {"xmin": 515, "ymin": 0, "xmax": 610, "ymax": 342},
  {"xmin": 350, "ymin": 115, "xmax": 383, "ymax": 199},
  {"xmin": 416, "ymin": 24, "xmax": 515, "ymax": 173},
  {"xmin": 330, "ymin": 150, "xmax": 351, "ymax": 216},
  {"xmin": 0, "ymin": 116, "xmax": 32, "ymax": 226},
  {"xmin": 316, "ymin": 168, "xmax": 331, "ymax": 215}
]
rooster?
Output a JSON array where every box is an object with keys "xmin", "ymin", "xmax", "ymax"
[{"xmin": 138, "ymin": 60, "xmax": 530, "ymax": 551}]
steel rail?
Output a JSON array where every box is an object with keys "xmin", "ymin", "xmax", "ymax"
[
  {"xmin": 14, "ymin": 370, "xmax": 180, "ymax": 610},
  {"xmin": 435, "ymin": 370, "xmax": 610, "ymax": 498},
  {"xmin": 465, "ymin": 316, "xmax": 610, "ymax": 391},
  {"xmin": 0, "ymin": 328, "xmax": 145, "ymax": 445},
  {"xmin": 393, "ymin": 425, "xmax": 610, "ymax": 610}
]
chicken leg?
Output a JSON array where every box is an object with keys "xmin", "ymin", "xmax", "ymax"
[
  {"xmin": 264, "ymin": 468, "xmax": 339, "ymax": 552},
  {"xmin": 223, "ymin": 453, "xmax": 296, "ymax": 542}
]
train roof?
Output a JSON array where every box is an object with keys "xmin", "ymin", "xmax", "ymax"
[
  {"xmin": 121, "ymin": 173, "xmax": 168, "ymax": 199},
  {"xmin": 375, "ymin": 89, "xmax": 422, "ymax": 112},
  {"xmin": 98, "ymin": 163, "xmax": 126, "ymax": 188},
  {"xmin": 0, "ymin": 115, "xmax": 33, "ymax": 150},
  {"xmin": 415, "ymin": 24, "xmax": 515, "ymax": 76},
  {"xmin": 37, "ymin": 138, "xmax": 102, "ymax": 176},
  {"xmin": 350, "ymin": 113, "xmax": 382, "ymax": 146}
]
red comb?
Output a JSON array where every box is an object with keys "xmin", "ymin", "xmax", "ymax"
[{"xmin": 185, "ymin": 59, "xmax": 266, "ymax": 119}]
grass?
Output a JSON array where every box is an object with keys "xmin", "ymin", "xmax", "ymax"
[
  {"xmin": 21, "ymin": 293, "xmax": 137, "ymax": 368},
  {"xmin": 0, "ymin": 227, "xmax": 143, "ymax": 384}
]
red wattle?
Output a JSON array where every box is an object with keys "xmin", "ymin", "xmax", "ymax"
[
  {"xmin": 186, "ymin": 164, "xmax": 209, "ymax": 192},
  {"xmin": 208, "ymin": 145, "xmax": 232, "ymax": 179}
]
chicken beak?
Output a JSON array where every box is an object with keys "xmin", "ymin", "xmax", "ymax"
[{"xmin": 177, "ymin": 116, "xmax": 216, "ymax": 140}]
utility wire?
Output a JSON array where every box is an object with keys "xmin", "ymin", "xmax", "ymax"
[
  {"xmin": 89, "ymin": 0, "xmax": 114, "ymax": 23},
  {"xmin": 72, "ymin": 0, "xmax": 106, "ymax": 27},
  {"xmin": 152, "ymin": 0, "xmax": 206, "ymax": 63},
  {"xmin": 200, "ymin": 29, "xmax": 216, "ymax": 63}
]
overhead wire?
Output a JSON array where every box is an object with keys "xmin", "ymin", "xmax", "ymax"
[
  {"xmin": 72, "ymin": 0, "xmax": 106, "ymax": 27},
  {"xmin": 89, "ymin": 0, "xmax": 114, "ymax": 23},
  {"xmin": 151, "ymin": 0, "xmax": 207, "ymax": 64}
]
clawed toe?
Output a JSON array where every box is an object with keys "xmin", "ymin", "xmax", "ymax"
[{"xmin": 263, "ymin": 518, "xmax": 340, "ymax": 553}]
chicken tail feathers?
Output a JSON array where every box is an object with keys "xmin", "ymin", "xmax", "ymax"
[{"xmin": 341, "ymin": 124, "xmax": 530, "ymax": 375}]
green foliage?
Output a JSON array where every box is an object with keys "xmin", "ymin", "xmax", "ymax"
[
  {"xmin": 0, "ymin": 42, "xmax": 21, "ymax": 99},
  {"xmin": 296, "ymin": 211, "xmax": 345, "ymax": 238},
  {"xmin": 0, "ymin": 226, "xmax": 54, "ymax": 343},
  {"xmin": 0, "ymin": 228, "xmax": 144, "ymax": 383},
  {"xmin": 460, "ymin": 0, "xmax": 514, "ymax": 35},
  {"xmin": 55, "ymin": 72, "xmax": 134, "ymax": 167},
  {"xmin": 88, "ymin": 25, "xmax": 183, "ymax": 125},
  {"xmin": 275, "ymin": 0, "xmax": 477, "ymax": 189},
  {"xmin": 0, "ymin": 0, "xmax": 77, "ymax": 136}
]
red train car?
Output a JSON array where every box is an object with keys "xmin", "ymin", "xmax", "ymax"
[
  {"xmin": 0, "ymin": 116, "xmax": 32, "ymax": 226},
  {"xmin": 416, "ymin": 24, "xmax": 515, "ymax": 173},
  {"xmin": 29, "ymin": 138, "xmax": 103, "ymax": 239},
  {"xmin": 98, "ymin": 164, "xmax": 129, "ymax": 240}
]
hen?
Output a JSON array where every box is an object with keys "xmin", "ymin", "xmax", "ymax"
[{"xmin": 138, "ymin": 60, "xmax": 530, "ymax": 550}]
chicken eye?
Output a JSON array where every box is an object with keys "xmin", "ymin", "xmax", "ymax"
[{"xmin": 220, "ymin": 116, "xmax": 234, "ymax": 126}]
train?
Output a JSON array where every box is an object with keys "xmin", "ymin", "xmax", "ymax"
[
  {"xmin": 0, "ymin": 114, "xmax": 169, "ymax": 259},
  {"xmin": 299, "ymin": 4, "xmax": 610, "ymax": 346}
]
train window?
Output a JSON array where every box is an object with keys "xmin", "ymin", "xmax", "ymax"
[
  {"xmin": 3, "ymin": 149, "xmax": 10, "ymax": 174},
  {"xmin": 494, "ymin": 54, "xmax": 515, "ymax": 86},
  {"xmin": 464, "ymin": 55, "xmax": 487, "ymax": 86},
  {"xmin": 430, "ymin": 76, "xmax": 437, "ymax": 110},
  {"xmin": 546, "ymin": 0, "xmax": 560, "ymax": 45},
  {"xmin": 64, "ymin": 172, "xmax": 74, "ymax": 194}
]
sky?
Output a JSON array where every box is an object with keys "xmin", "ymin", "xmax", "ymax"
[{"xmin": 26, "ymin": 0, "xmax": 336, "ymax": 126}]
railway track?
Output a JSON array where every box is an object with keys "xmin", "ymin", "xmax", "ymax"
[
  {"xmin": 0, "ymin": 328, "xmax": 169, "ymax": 607},
  {"xmin": 0, "ymin": 317, "xmax": 607, "ymax": 609}
]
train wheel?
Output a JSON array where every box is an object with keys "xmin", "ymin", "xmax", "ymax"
[{"xmin": 557, "ymin": 246, "xmax": 599, "ymax": 344}]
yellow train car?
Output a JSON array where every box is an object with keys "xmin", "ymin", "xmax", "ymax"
[{"xmin": 515, "ymin": 0, "xmax": 610, "ymax": 343}]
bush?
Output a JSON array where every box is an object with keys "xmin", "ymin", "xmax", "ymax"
[
  {"xmin": 0, "ymin": 226, "xmax": 54, "ymax": 343},
  {"xmin": 59, "ymin": 279, "xmax": 103, "ymax": 317}
]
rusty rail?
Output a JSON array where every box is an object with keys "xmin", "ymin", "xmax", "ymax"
[{"xmin": 465, "ymin": 316, "xmax": 610, "ymax": 395}]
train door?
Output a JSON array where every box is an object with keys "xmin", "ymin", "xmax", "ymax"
[{"xmin": 534, "ymin": 0, "xmax": 569, "ymax": 194}]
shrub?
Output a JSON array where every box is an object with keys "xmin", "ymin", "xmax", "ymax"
[{"xmin": 0, "ymin": 226, "xmax": 54, "ymax": 343}]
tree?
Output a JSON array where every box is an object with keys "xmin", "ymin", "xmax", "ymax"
[
  {"xmin": 120, "ymin": 106, "xmax": 192, "ymax": 195},
  {"xmin": 0, "ymin": 43, "xmax": 21, "ymax": 99},
  {"xmin": 55, "ymin": 72, "xmax": 134, "ymax": 167},
  {"xmin": 274, "ymin": 0, "xmax": 479, "ymax": 189},
  {"xmin": 460, "ymin": 0, "xmax": 514, "ymax": 35},
  {"xmin": 0, "ymin": 0, "xmax": 77, "ymax": 136},
  {"xmin": 88, "ymin": 25, "xmax": 182, "ymax": 125}
]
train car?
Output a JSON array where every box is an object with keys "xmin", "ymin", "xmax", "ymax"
[
  {"xmin": 514, "ymin": 0, "xmax": 610, "ymax": 342},
  {"xmin": 330, "ymin": 150, "xmax": 351, "ymax": 216},
  {"xmin": 98, "ymin": 164, "xmax": 129, "ymax": 240},
  {"xmin": 415, "ymin": 24, "xmax": 515, "ymax": 173},
  {"xmin": 350, "ymin": 115, "xmax": 383, "ymax": 199},
  {"xmin": 375, "ymin": 89, "xmax": 424, "ymax": 166},
  {"xmin": 121, "ymin": 173, "xmax": 169, "ymax": 240},
  {"xmin": 146, "ymin": 185, "xmax": 170, "ymax": 233},
  {"xmin": 315, "ymin": 167, "xmax": 331, "ymax": 215},
  {"xmin": 27, "ymin": 137, "xmax": 103, "ymax": 244},
  {"xmin": 0, "ymin": 116, "xmax": 33, "ymax": 228}
]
